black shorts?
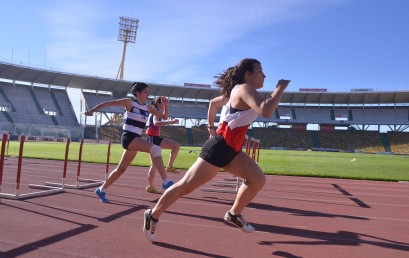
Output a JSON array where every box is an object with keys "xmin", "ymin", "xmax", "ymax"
[
  {"xmin": 146, "ymin": 135, "xmax": 163, "ymax": 146},
  {"xmin": 121, "ymin": 131, "xmax": 141, "ymax": 150},
  {"xmin": 199, "ymin": 134, "xmax": 240, "ymax": 168}
]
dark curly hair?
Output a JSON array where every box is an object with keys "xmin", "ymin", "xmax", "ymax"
[{"xmin": 214, "ymin": 58, "xmax": 260, "ymax": 98}]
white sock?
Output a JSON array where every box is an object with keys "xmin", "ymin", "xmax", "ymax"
[
  {"xmin": 99, "ymin": 186, "xmax": 105, "ymax": 192},
  {"xmin": 162, "ymin": 178, "xmax": 171, "ymax": 184}
]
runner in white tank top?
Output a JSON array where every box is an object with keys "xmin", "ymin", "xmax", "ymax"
[{"xmin": 143, "ymin": 58, "xmax": 290, "ymax": 242}]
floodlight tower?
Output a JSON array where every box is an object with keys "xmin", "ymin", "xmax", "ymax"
[{"xmin": 116, "ymin": 16, "xmax": 139, "ymax": 80}]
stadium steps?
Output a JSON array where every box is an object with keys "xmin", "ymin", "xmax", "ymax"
[
  {"xmin": 28, "ymin": 87, "xmax": 59, "ymax": 125},
  {"xmin": 0, "ymin": 86, "xmax": 16, "ymax": 112},
  {"xmin": 1, "ymin": 111, "xmax": 13, "ymax": 122},
  {"xmin": 275, "ymin": 109, "xmax": 280, "ymax": 119},
  {"xmin": 291, "ymin": 108, "xmax": 296, "ymax": 119},
  {"xmin": 28, "ymin": 87, "xmax": 44, "ymax": 113},
  {"xmin": 51, "ymin": 116, "xmax": 59, "ymax": 125},
  {"xmin": 185, "ymin": 127, "xmax": 193, "ymax": 145},
  {"xmin": 380, "ymin": 133, "xmax": 391, "ymax": 152},
  {"xmin": 49, "ymin": 90, "xmax": 65, "ymax": 126},
  {"xmin": 348, "ymin": 109, "xmax": 353, "ymax": 121},
  {"xmin": 50, "ymin": 90, "xmax": 63, "ymax": 117},
  {"xmin": 330, "ymin": 109, "xmax": 335, "ymax": 120},
  {"xmin": 310, "ymin": 131, "xmax": 320, "ymax": 148}
]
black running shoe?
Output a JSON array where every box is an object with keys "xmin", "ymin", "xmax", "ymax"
[
  {"xmin": 224, "ymin": 211, "xmax": 255, "ymax": 233},
  {"xmin": 143, "ymin": 209, "xmax": 158, "ymax": 242}
]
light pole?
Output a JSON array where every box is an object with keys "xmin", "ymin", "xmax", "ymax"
[{"xmin": 116, "ymin": 16, "xmax": 139, "ymax": 80}]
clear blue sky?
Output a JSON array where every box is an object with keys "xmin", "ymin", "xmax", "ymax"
[{"xmin": 1, "ymin": 0, "xmax": 408, "ymax": 94}]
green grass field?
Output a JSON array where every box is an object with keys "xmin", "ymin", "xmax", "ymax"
[{"xmin": 5, "ymin": 141, "xmax": 409, "ymax": 182}]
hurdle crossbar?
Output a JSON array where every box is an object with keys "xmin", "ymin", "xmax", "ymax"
[
  {"xmin": 202, "ymin": 135, "xmax": 260, "ymax": 194},
  {"xmin": 0, "ymin": 135, "xmax": 66, "ymax": 200},
  {"xmin": 45, "ymin": 139, "xmax": 111, "ymax": 189}
]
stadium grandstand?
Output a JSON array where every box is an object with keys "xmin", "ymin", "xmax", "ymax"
[{"xmin": 0, "ymin": 60, "xmax": 408, "ymax": 154}]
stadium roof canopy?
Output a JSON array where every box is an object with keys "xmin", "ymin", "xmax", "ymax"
[{"xmin": 1, "ymin": 61, "xmax": 408, "ymax": 105}]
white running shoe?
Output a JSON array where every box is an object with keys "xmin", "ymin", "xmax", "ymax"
[{"xmin": 224, "ymin": 211, "xmax": 255, "ymax": 233}]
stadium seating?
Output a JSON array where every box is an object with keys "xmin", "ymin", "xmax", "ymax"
[
  {"xmin": 159, "ymin": 126, "xmax": 188, "ymax": 146},
  {"xmin": 100, "ymin": 125, "xmax": 122, "ymax": 142},
  {"xmin": 51, "ymin": 88, "xmax": 79, "ymax": 126},
  {"xmin": 1, "ymin": 82, "xmax": 54, "ymax": 125},
  {"xmin": 191, "ymin": 126, "xmax": 210, "ymax": 146},
  {"xmin": 388, "ymin": 132, "xmax": 409, "ymax": 154},
  {"xmin": 251, "ymin": 127, "xmax": 313, "ymax": 150},
  {"xmin": 0, "ymin": 81, "xmax": 80, "ymax": 138},
  {"xmin": 168, "ymin": 101, "xmax": 208, "ymax": 119},
  {"xmin": 317, "ymin": 130, "xmax": 385, "ymax": 152},
  {"xmin": 82, "ymin": 92, "xmax": 124, "ymax": 114},
  {"xmin": 1, "ymin": 77, "xmax": 408, "ymax": 154}
]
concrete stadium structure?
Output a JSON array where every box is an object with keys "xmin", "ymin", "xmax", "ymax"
[{"xmin": 0, "ymin": 61, "xmax": 408, "ymax": 153}]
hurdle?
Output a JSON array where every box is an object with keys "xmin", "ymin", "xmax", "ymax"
[
  {"xmin": 45, "ymin": 138, "xmax": 111, "ymax": 189},
  {"xmin": 0, "ymin": 131, "xmax": 10, "ymax": 160},
  {"xmin": 0, "ymin": 135, "xmax": 67, "ymax": 200},
  {"xmin": 201, "ymin": 135, "xmax": 261, "ymax": 193},
  {"xmin": 0, "ymin": 133, "xmax": 9, "ymax": 201}
]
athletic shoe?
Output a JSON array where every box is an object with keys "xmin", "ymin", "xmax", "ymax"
[
  {"xmin": 162, "ymin": 180, "xmax": 174, "ymax": 190},
  {"xmin": 224, "ymin": 211, "xmax": 255, "ymax": 233},
  {"xmin": 95, "ymin": 188, "xmax": 109, "ymax": 203},
  {"xmin": 143, "ymin": 209, "xmax": 158, "ymax": 242},
  {"xmin": 146, "ymin": 185, "xmax": 162, "ymax": 194},
  {"xmin": 165, "ymin": 166, "xmax": 180, "ymax": 174}
]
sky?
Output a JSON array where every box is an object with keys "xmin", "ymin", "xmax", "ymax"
[{"xmin": 1, "ymin": 0, "xmax": 408, "ymax": 101}]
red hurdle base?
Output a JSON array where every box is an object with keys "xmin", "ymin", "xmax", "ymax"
[
  {"xmin": 0, "ymin": 135, "xmax": 65, "ymax": 200},
  {"xmin": 3, "ymin": 184, "xmax": 64, "ymax": 200},
  {"xmin": 45, "ymin": 139, "xmax": 111, "ymax": 190}
]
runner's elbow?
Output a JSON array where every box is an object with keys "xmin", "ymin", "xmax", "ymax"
[{"xmin": 260, "ymin": 110, "xmax": 273, "ymax": 118}]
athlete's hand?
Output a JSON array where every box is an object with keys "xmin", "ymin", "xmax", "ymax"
[
  {"xmin": 161, "ymin": 96, "xmax": 169, "ymax": 105},
  {"xmin": 83, "ymin": 110, "xmax": 94, "ymax": 116},
  {"xmin": 276, "ymin": 79, "xmax": 291, "ymax": 89},
  {"xmin": 208, "ymin": 128, "xmax": 216, "ymax": 138}
]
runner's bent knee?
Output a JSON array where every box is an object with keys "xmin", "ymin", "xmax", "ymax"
[{"xmin": 243, "ymin": 168, "xmax": 265, "ymax": 188}]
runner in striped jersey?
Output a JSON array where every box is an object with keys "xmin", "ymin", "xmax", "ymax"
[{"xmin": 84, "ymin": 82, "xmax": 174, "ymax": 203}]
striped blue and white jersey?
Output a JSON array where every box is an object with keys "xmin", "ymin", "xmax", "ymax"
[{"xmin": 122, "ymin": 98, "xmax": 149, "ymax": 136}]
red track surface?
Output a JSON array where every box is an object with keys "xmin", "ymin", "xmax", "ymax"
[{"xmin": 1, "ymin": 157, "xmax": 408, "ymax": 257}]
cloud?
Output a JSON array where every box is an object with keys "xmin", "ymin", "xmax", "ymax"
[{"xmin": 38, "ymin": 0, "xmax": 348, "ymax": 85}]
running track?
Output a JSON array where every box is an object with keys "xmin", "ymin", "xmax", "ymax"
[{"xmin": 0, "ymin": 157, "xmax": 408, "ymax": 258}]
